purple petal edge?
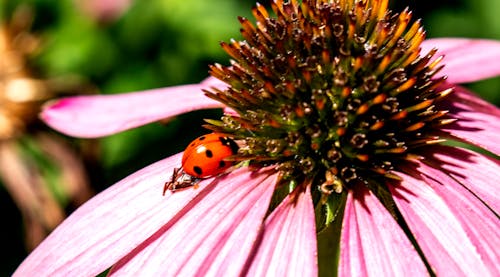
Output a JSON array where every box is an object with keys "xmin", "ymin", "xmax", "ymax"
[
  {"xmin": 41, "ymin": 77, "xmax": 227, "ymax": 138},
  {"xmin": 421, "ymin": 38, "xmax": 500, "ymax": 84},
  {"xmin": 13, "ymin": 153, "xmax": 204, "ymax": 276},
  {"xmin": 108, "ymin": 168, "xmax": 278, "ymax": 276},
  {"xmin": 338, "ymin": 186, "xmax": 427, "ymax": 276},
  {"xmin": 439, "ymin": 85, "xmax": 500, "ymax": 156},
  {"xmin": 246, "ymin": 185, "xmax": 318, "ymax": 277},
  {"xmin": 393, "ymin": 163, "xmax": 500, "ymax": 276}
]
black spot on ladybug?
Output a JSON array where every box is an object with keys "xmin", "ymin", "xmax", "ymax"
[
  {"xmin": 219, "ymin": 137, "xmax": 239, "ymax": 154},
  {"xmin": 198, "ymin": 136, "xmax": 206, "ymax": 141},
  {"xmin": 205, "ymin": 149, "xmax": 213, "ymax": 158},
  {"xmin": 193, "ymin": 166, "xmax": 203, "ymax": 175},
  {"xmin": 219, "ymin": 160, "xmax": 226, "ymax": 168}
]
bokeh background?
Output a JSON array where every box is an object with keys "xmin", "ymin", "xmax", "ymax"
[{"xmin": 1, "ymin": 0, "xmax": 499, "ymax": 275}]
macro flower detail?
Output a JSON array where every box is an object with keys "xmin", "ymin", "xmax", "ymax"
[
  {"xmin": 205, "ymin": 0, "xmax": 453, "ymax": 223},
  {"xmin": 15, "ymin": 0, "xmax": 500, "ymax": 276}
]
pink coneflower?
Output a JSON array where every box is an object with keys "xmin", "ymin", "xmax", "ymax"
[
  {"xmin": 75, "ymin": 0, "xmax": 133, "ymax": 23},
  {"xmin": 15, "ymin": 0, "xmax": 500, "ymax": 276}
]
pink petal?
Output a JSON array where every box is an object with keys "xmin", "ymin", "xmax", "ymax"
[
  {"xmin": 392, "ymin": 163, "xmax": 500, "ymax": 276},
  {"xmin": 79, "ymin": 0, "xmax": 131, "ymax": 22},
  {"xmin": 200, "ymin": 76, "xmax": 227, "ymax": 87},
  {"xmin": 109, "ymin": 168, "xmax": 278, "ymax": 276},
  {"xmin": 421, "ymin": 38, "xmax": 500, "ymax": 84},
  {"xmin": 40, "ymin": 77, "xmax": 227, "ymax": 138},
  {"xmin": 14, "ymin": 153, "xmax": 211, "ymax": 276},
  {"xmin": 245, "ymin": 185, "xmax": 318, "ymax": 277},
  {"xmin": 424, "ymin": 145, "xmax": 500, "ymax": 212},
  {"xmin": 338, "ymin": 186, "xmax": 427, "ymax": 276},
  {"xmin": 438, "ymin": 85, "xmax": 500, "ymax": 156}
]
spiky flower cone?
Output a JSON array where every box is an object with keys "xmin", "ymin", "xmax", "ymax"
[{"xmin": 206, "ymin": 0, "xmax": 453, "ymax": 225}]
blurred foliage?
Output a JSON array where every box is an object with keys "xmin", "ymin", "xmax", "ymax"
[{"xmin": 1, "ymin": 0, "xmax": 499, "ymax": 275}]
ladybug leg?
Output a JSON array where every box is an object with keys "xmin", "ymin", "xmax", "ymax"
[
  {"xmin": 163, "ymin": 168, "xmax": 199, "ymax": 195},
  {"xmin": 172, "ymin": 174, "xmax": 199, "ymax": 191},
  {"xmin": 163, "ymin": 167, "xmax": 180, "ymax": 195}
]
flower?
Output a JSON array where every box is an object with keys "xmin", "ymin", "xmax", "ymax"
[
  {"xmin": 75, "ymin": 0, "xmax": 133, "ymax": 23},
  {"xmin": 15, "ymin": 0, "xmax": 500, "ymax": 276}
]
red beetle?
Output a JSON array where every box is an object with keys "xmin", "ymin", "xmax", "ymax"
[{"xmin": 164, "ymin": 133, "xmax": 239, "ymax": 193}]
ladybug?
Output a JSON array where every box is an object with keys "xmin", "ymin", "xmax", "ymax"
[{"xmin": 164, "ymin": 133, "xmax": 239, "ymax": 194}]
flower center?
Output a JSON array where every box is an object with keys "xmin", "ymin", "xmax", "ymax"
[{"xmin": 206, "ymin": 0, "xmax": 452, "ymax": 197}]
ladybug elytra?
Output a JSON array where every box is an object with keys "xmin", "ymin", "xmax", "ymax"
[{"xmin": 164, "ymin": 133, "xmax": 239, "ymax": 194}]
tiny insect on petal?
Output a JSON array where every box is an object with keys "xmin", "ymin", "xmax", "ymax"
[{"xmin": 164, "ymin": 133, "xmax": 239, "ymax": 193}]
